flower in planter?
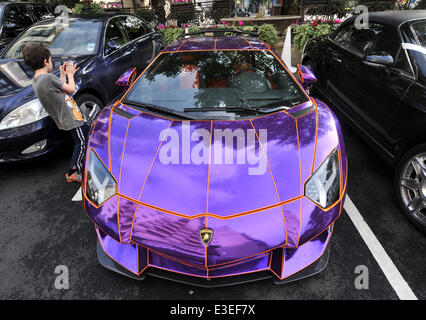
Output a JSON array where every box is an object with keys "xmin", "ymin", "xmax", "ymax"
[
  {"xmin": 335, "ymin": 19, "xmax": 342, "ymax": 24},
  {"xmin": 238, "ymin": 21, "xmax": 244, "ymax": 26},
  {"xmin": 158, "ymin": 24, "xmax": 164, "ymax": 29},
  {"xmin": 222, "ymin": 21, "xmax": 226, "ymax": 25},
  {"xmin": 312, "ymin": 22, "xmax": 318, "ymax": 26},
  {"xmin": 227, "ymin": 23, "xmax": 231, "ymax": 27}
]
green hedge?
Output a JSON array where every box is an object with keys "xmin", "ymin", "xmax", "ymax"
[
  {"xmin": 160, "ymin": 23, "xmax": 280, "ymax": 46},
  {"xmin": 292, "ymin": 20, "xmax": 341, "ymax": 52}
]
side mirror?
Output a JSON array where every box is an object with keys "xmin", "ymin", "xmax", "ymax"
[
  {"xmin": 104, "ymin": 40, "xmax": 120, "ymax": 55},
  {"xmin": 363, "ymin": 53, "xmax": 394, "ymax": 67},
  {"xmin": 2, "ymin": 23, "xmax": 18, "ymax": 36},
  {"xmin": 5, "ymin": 22, "xmax": 18, "ymax": 30},
  {"xmin": 297, "ymin": 64, "xmax": 317, "ymax": 88},
  {"xmin": 115, "ymin": 68, "xmax": 137, "ymax": 87}
]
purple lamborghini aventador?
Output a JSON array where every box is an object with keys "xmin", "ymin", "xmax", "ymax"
[{"xmin": 82, "ymin": 34, "xmax": 347, "ymax": 286}]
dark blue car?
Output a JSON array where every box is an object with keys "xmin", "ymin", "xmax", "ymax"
[{"xmin": 0, "ymin": 13, "xmax": 165, "ymax": 162}]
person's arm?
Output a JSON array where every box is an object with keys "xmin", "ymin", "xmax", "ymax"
[
  {"xmin": 61, "ymin": 62, "xmax": 79, "ymax": 94},
  {"xmin": 59, "ymin": 63, "xmax": 67, "ymax": 83}
]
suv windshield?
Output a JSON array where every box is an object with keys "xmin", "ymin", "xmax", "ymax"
[
  {"xmin": 3, "ymin": 19, "xmax": 102, "ymax": 58},
  {"xmin": 123, "ymin": 50, "xmax": 308, "ymax": 117}
]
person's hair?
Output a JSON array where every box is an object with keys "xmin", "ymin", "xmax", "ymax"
[{"xmin": 22, "ymin": 43, "xmax": 51, "ymax": 71}]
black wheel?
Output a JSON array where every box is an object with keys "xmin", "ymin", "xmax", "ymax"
[
  {"xmin": 394, "ymin": 143, "xmax": 426, "ymax": 234},
  {"xmin": 74, "ymin": 93, "xmax": 104, "ymax": 126}
]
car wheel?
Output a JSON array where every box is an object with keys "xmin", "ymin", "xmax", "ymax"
[
  {"xmin": 395, "ymin": 144, "xmax": 426, "ymax": 234},
  {"xmin": 74, "ymin": 93, "xmax": 104, "ymax": 126}
]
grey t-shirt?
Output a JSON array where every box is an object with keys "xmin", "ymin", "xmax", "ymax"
[{"xmin": 32, "ymin": 73, "xmax": 85, "ymax": 131}]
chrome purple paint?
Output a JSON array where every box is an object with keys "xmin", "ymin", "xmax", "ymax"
[
  {"xmin": 95, "ymin": 222, "xmax": 332, "ymax": 280},
  {"xmin": 83, "ymin": 65, "xmax": 347, "ymax": 283},
  {"xmin": 298, "ymin": 64, "xmax": 317, "ymax": 87},
  {"xmin": 115, "ymin": 68, "xmax": 136, "ymax": 87}
]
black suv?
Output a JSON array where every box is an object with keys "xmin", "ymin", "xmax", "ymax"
[
  {"xmin": 302, "ymin": 11, "xmax": 426, "ymax": 233},
  {"xmin": 0, "ymin": 2, "xmax": 54, "ymax": 51}
]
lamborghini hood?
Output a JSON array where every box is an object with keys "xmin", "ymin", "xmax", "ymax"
[{"xmin": 86, "ymin": 100, "xmax": 343, "ymax": 266}]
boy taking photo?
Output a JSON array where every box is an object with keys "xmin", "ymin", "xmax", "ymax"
[{"xmin": 22, "ymin": 43, "xmax": 89, "ymax": 183}]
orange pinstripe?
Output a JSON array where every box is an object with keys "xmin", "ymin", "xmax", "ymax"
[
  {"xmin": 129, "ymin": 121, "xmax": 173, "ymax": 242},
  {"xmin": 249, "ymin": 120, "xmax": 288, "ymax": 247}
]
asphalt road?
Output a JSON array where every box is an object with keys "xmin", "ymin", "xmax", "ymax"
[{"xmin": 0, "ymin": 118, "xmax": 425, "ymax": 300}]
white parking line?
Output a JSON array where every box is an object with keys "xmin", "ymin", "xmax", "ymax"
[
  {"xmin": 72, "ymin": 187, "xmax": 82, "ymax": 201},
  {"xmin": 344, "ymin": 195, "xmax": 418, "ymax": 300}
]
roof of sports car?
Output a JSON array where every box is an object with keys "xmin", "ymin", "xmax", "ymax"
[{"xmin": 164, "ymin": 36, "xmax": 271, "ymax": 52}]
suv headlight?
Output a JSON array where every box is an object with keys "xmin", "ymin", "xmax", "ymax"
[
  {"xmin": 0, "ymin": 99, "xmax": 48, "ymax": 130},
  {"xmin": 86, "ymin": 149, "xmax": 116, "ymax": 206},
  {"xmin": 305, "ymin": 149, "xmax": 340, "ymax": 209}
]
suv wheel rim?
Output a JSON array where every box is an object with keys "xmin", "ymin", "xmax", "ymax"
[{"xmin": 400, "ymin": 152, "xmax": 426, "ymax": 226}]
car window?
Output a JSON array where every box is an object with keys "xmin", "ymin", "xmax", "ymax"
[
  {"xmin": 30, "ymin": 5, "xmax": 53, "ymax": 21},
  {"xmin": 123, "ymin": 50, "xmax": 309, "ymax": 117},
  {"xmin": 105, "ymin": 17, "xmax": 129, "ymax": 52},
  {"xmin": 408, "ymin": 20, "xmax": 426, "ymax": 81},
  {"xmin": 363, "ymin": 23, "xmax": 400, "ymax": 57},
  {"xmin": 411, "ymin": 20, "xmax": 426, "ymax": 47},
  {"xmin": 3, "ymin": 5, "xmax": 33, "ymax": 33},
  {"xmin": 334, "ymin": 22, "xmax": 399, "ymax": 57},
  {"xmin": 119, "ymin": 16, "xmax": 151, "ymax": 41},
  {"xmin": 332, "ymin": 22, "xmax": 355, "ymax": 47},
  {"xmin": 393, "ymin": 47, "xmax": 412, "ymax": 74},
  {"xmin": 3, "ymin": 20, "xmax": 103, "ymax": 58}
]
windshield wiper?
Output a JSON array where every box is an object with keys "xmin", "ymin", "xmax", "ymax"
[
  {"xmin": 184, "ymin": 99, "xmax": 300, "ymax": 114},
  {"xmin": 248, "ymin": 98, "xmax": 303, "ymax": 111},
  {"xmin": 183, "ymin": 106, "xmax": 258, "ymax": 113},
  {"xmin": 122, "ymin": 100, "xmax": 197, "ymax": 120}
]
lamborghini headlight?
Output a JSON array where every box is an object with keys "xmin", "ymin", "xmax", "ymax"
[
  {"xmin": 0, "ymin": 99, "xmax": 48, "ymax": 130},
  {"xmin": 305, "ymin": 149, "xmax": 340, "ymax": 209},
  {"xmin": 86, "ymin": 149, "xmax": 116, "ymax": 206}
]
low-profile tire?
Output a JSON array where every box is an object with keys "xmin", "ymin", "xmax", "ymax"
[
  {"xmin": 394, "ymin": 143, "xmax": 426, "ymax": 234},
  {"xmin": 74, "ymin": 93, "xmax": 104, "ymax": 126}
]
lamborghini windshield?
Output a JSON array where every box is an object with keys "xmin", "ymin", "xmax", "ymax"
[{"xmin": 123, "ymin": 50, "xmax": 309, "ymax": 116}]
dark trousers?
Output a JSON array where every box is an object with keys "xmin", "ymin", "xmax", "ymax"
[{"xmin": 68, "ymin": 123, "xmax": 90, "ymax": 173}]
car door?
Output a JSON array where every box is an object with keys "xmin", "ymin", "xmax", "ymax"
[
  {"xmin": 119, "ymin": 15, "xmax": 155, "ymax": 73},
  {"xmin": 0, "ymin": 4, "xmax": 35, "ymax": 45},
  {"xmin": 102, "ymin": 16, "xmax": 138, "ymax": 101},
  {"xmin": 327, "ymin": 22, "xmax": 413, "ymax": 155},
  {"xmin": 352, "ymin": 24, "xmax": 414, "ymax": 154}
]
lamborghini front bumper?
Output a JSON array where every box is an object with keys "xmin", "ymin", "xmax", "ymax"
[{"xmin": 95, "ymin": 224, "xmax": 333, "ymax": 287}]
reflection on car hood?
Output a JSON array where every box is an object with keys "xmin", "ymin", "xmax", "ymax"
[{"xmin": 87, "ymin": 100, "xmax": 344, "ymax": 265}]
